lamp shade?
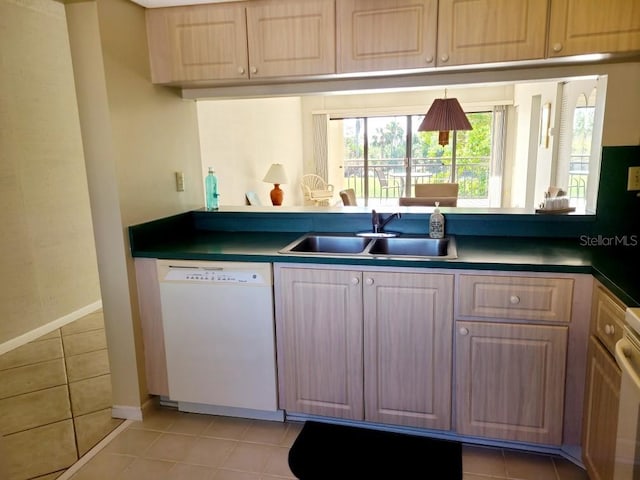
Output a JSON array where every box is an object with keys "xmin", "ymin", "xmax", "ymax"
[
  {"xmin": 417, "ymin": 97, "xmax": 473, "ymax": 146},
  {"xmin": 263, "ymin": 163, "xmax": 288, "ymax": 185}
]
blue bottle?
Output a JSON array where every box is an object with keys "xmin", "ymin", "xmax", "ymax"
[{"xmin": 205, "ymin": 167, "xmax": 219, "ymax": 210}]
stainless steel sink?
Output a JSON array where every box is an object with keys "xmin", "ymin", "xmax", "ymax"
[
  {"xmin": 366, "ymin": 235, "xmax": 457, "ymax": 259},
  {"xmin": 280, "ymin": 234, "xmax": 371, "ymax": 255},
  {"xmin": 279, "ymin": 233, "xmax": 457, "ymax": 259}
]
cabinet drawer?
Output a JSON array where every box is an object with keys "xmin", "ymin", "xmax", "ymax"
[
  {"xmin": 592, "ymin": 284, "xmax": 626, "ymax": 356},
  {"xmin": 458, "ymin": 274, "xmax": 574, "ymax": 322}
]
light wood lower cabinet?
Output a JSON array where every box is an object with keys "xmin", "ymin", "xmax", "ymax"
[
  {"xmin": 455, "ymin": 321, "xmax": 568, "ymax": 445},
  {"xmin": 581, "ymin": 281, "xmax": 625, "ymax": 480},
  {"xmin": 274, "ymin": 265, "xmax": 454, "ymax": 430},
  {"xmin": 582, "ymin": 336, "xmax": 621, "ymax": 480}
]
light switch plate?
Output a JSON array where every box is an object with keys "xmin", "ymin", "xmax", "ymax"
[
  {"xmin": 628, "ymin": 166, "xmax": 640, "ymax": 191},
  {"xmin": 175, "ymin": 172, "xmax": 185, "ymax": 192}
]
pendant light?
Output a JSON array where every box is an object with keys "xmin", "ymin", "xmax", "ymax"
[{"xmin": 417, "ymin": 89, "xmax": 473, "ymax": 146}]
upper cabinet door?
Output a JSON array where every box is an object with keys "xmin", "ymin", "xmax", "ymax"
[
  {"xmin": 548, "ymin": 0, "xmax": 640, "ymax": 57},
  {"xmin": 246, "ymin": 0, "xmax": 336, "ymax": 78},
  {"xmin": 437, "ymin": 0, "xmax": 548, "ymax": 67},
  {"xmin": 337, "ymin": 0, "xmax": 437, "ymax": 73},
  {"xmin": 146, "ymin": 3, "xmax": 250, "ymax": 84}
]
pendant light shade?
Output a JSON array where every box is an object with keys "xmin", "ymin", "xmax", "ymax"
[{"xmin": 417, "ymin": 96, "xmax": 473, "ymax": 146}]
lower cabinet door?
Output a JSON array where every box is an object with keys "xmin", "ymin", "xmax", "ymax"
[
  {"xmin": 455, "ymin": 321, "xmax": 568, "ymax": 445},
  {"xmin": 275, "ymin": 267, "xmax": 364, "ymax": 420},
  {"xmin": 582, "ymin": 336, "xmax": 621, "ymax": 480},
  {"xmin": 363, "ymin": 271, "xmax": 454, "ymax": 430}
]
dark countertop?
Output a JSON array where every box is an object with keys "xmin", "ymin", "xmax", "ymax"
[{"xmin": 129, "ymin": 213, "xmax": 639, "ymax": 307}]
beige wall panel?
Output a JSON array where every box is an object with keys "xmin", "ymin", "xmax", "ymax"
[
  {"xmin": 0, "ymin": 338, "xmax": 63, "ymax": 371},
  {"xmin": 3, "ymin": 419, "xmax": 77, "ymax": 479},
  {"xmin": 60, "ymin": 310, "xmax": 105, "ymax": 336},
  {"xmin": 37, "ymin": 330, "xmax": 62, "ymax": 341},
  {"xmin": 0, "ymin": 385, "xmax": 71, "ymax": 436},
  {"xmin": 62, "ymin": 329, "xmax": 108, "ymax": 357},
  {"xmin": 66, "ymin": 349, "xmax": 111, "ymax": 383},
  {"xmin": 0, "ymin": 359, "xmax": 67, "ymax": 400},
  {"xmin": 74, "ymin": 408, "xmax": 123, "ymax": 457},
  {"xmin": 69, "ymin": 374, "xmax": 113, "ymax": 417},
  {"xmin": 0, "ymin": 0, "xmax": 101, "ymax": 345}
]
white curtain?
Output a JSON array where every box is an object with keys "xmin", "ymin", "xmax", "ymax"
[{"xmin": 312, "ymin": 114, "xmax": 329, "ymax": 180}]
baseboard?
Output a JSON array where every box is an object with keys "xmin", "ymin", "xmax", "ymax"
[
  {"xmin": 0, "ymin": 300, "xmax": 103, "ymax": 356},
  {"xmin": 178, "ymin": 401, "xmax": 285, "ymax": 422},
  {"xmin": 284, "ymin": 413, "xmax": 582, "ymax": 465},
  {"xmin": 112, "ymin": 405, "xmax": 143, "ymax": 421}
]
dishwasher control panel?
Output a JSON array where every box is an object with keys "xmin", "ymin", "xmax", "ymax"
[{"xmin": 164, "ymin": 267, "xmax": 266, "ymax": 284}]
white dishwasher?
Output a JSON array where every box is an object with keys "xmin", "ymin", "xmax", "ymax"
[{"xmin": 157, "ymin": 260, "xmax": 282, "ymax": 421}]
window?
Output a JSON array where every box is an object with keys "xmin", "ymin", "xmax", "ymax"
[
  {"xmin": 567, "ymin": 89, "xmax": 596, "ymax": 210},
  {"xmin": 555, "ymin": 78, "xmax": 602, "ymax": 213},
  {"xmin": 334, "ymin": 111, "xmax": 501, "ymax": 207}
]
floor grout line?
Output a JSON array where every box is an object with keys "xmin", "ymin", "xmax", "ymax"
[{"xmin": 56, "ymin": 419, "xmax": 133, "ymax": 480}]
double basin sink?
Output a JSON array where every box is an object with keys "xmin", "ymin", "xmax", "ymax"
[{"xmin": 279, "ymin": 232, "xmax": 457, "ymax": 260}]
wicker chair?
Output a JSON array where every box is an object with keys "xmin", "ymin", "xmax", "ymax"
[{"xmin": 301, "ymin": 174, "xmax": 334, "ymax": 206}]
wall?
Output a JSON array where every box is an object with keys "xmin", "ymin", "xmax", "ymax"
[
  {"xmin": 511, "ymin": 81, "xmax": 560, "ymax": 209},
  {"xmin": 65, "ymin": 0, "xmax": 205, "ymax": 414},
  {"xmin": 0, "ymin": 0, "xmax": 101, "ymax": 348},
  {"xmin": 197, "ymin": 97, "xmax": 304, "ymax": 206}
]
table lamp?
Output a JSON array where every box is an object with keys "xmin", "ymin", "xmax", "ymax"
[{"xmin": 263, "ymin": 163, "xmax": 288, "ymax": 206}]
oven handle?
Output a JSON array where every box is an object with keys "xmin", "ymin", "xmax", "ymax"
[{"xmin": 615, "ymin": 336, "xmax": 640, "ymax": 390}]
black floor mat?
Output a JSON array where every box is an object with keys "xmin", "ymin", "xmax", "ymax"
[{"xmin": 288, "ymin": 421, "xmax": 463, "ymax": 479}]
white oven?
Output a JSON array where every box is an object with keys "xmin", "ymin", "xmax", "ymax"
[{"xmin": 614, "ymin": 308, "xmax": 640, "ymax": 480}]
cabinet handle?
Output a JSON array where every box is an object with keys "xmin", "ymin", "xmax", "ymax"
[
  {"xmin": 238, "ymin": 67, "xmax": 246, "ymax": 75},
  {"xmin": 440, "ymin": 53, "xmax": 449, "ymax": 63},
  {"xmin": 605, "ymin": 324, "xmax": 615, "ymax": 335},
  {"xmin": 351, "ymin": 277, "xmax": 360, "ymax": 285},
  {"xmin": 459, "ymin": 327, "xmax": 469, "ymax": 336},
  {"xmin": 365, "ymin": 278, "xmax": 374, "ymax": 286},
  {"xmin": 553, "ymin": 43, "xmax": 563, "ymax": 53},
  {"xmin": 425, "ymin": 55, "xmax": 434, "ymax": 64},
  {"xmin": 250, "ymin": 67, "xmax": 258, "ymax": 74},
  {"xmin": 509, "ymin": 295, "xmax": 521, "ymax": 305}
]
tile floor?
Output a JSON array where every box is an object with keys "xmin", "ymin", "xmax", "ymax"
[{"xmin": 65, "ymin": 404, "xmax": 589, "ymax": 480}]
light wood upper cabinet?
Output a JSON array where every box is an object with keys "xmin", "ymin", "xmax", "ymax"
[
  {"xmin": 363, "ymin": 270, "xmax": 453, "ymax": 430},
  {"xmin": 146, "ymin": 2, "xmax": 250, "ymax": 84},
  {"xmin": 246, "ymin": 0, "xmax": 336, "ymax": 78},
  {"xmin": 455, "ymin": 321, "xmax": 568, "ymax": 445},
  {"xmin": 436, "ymin": 0, "xmax": 548, "ymax": 66},
  {"xmin": 336, "ymin": 0, "xmax": 437, "ymax": 73},
  {"xmin": 548, "ymin": 0, "xmax": 640, "ymax": 57},
  {"xmin": 146, "ymin": 0, "xmax": 335, "ymax": 85}
]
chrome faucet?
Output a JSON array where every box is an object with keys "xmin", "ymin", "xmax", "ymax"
[{"xmin": 371, "ymin": 209, "xmax": 402, "ymax": 233}]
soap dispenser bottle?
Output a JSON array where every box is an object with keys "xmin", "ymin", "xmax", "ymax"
[
  {"xmin": 429, "ymin": 201, "xmax": 445, "ymax": 238},
  {"xmin": 205, "ymin": 166, "xmax": 219, "ymax": 210}
]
